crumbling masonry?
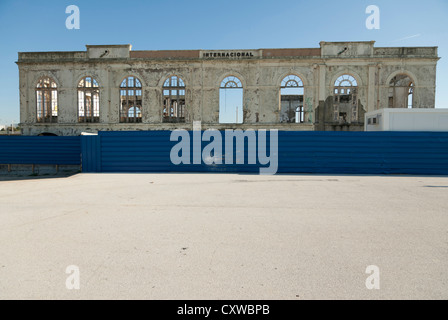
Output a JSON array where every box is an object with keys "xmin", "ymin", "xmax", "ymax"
[{"xmin": 16, "ymin": 41, "xmax": 439, "ymax": 136}]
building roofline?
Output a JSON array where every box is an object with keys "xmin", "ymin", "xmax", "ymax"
[{"xmin": 16, "ymin": 41, "xmax": 440, "ymax": 63}]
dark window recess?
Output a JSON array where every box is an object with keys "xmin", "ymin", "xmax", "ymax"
[
  {"xmin": 163, "ymin": 76, "xmax": 186, "ymax": 123},
  {"xmin": 120, "ymin": 76, "xmax": 143, "ymax": 123}
]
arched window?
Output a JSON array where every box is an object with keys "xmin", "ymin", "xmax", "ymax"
[
  {"xmin": 36, "ymin": 77, "xmax": 58, "ymax": 123},
  {"xmin": 219, "ymin": 76, "xmax": 243, "ymax": 124},
  {"xmin": 388, "ymin": 74, "xmax": 414, "ymax": 109},
  {"xmin": 120, "ymin": 76, "xmax": 142, "ymax": 123},
  {"xmin": 333, "ymin": 75, "xmax": 358, "ymax": 122},
  {"xmin": 280, "ymin": 75, "xmax": 304, "ymax": 123},
  {"xmin": 163, "ymin": 76, "xmax": 186, "ymax": 123},
  {"xmin": 78, "ymin": 76, "xmax": 100, "ymax": 123}
]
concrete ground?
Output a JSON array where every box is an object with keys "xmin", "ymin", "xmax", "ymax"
[{"xmin": 0, "ymin": 173, "xmax": 447, "ymax": 300}]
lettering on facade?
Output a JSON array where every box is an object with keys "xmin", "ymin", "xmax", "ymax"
[{"xmin": 201, "ymin": 51, "xmax": 259, "ymax": 59}]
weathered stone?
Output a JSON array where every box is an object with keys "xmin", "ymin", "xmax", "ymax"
[{"xmin": 16, "ymin": 41, "xmax": 439, "ymax": 136}]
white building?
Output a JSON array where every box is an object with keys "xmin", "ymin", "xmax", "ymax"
[{"xmin": 365, "ymin": 108, "xmax": 448, "ymax": 131}]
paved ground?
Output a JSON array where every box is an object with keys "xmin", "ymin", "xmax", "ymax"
[{"xmin": 0, "ymin": 173, "xmax": 447, "ymax": 300}]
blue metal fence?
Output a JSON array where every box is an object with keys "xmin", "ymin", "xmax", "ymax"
[
  {"xmin": 80, "ymin": 131, "xmax": 448, "ymax": 175},
  {"xmin": 276, "ymin": 131, "xmax": 448, "ymax": 175},
  {"xmin": 0, "ymin": 136, "xmax": 81, "ymax": 165},
  {"xmin": 1, "ymin": 132, "xmax": 447, "ymax": 175},
  {"xmin": 81, "ymin": 135, "xmax": 101, "ymax": 172}
]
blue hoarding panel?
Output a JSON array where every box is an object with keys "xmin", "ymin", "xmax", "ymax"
[
  {"xmin": 3, "ymin": 131, "xmax": 447, "ymax": 175},
  {"xmin": 81, "ymin": 135, "xmax": 101, "ymax": 172},
  {"xmin": 0, "ymin": 136, "xmax": 81, "ymax": 165},
  {"xmin": 80, "ymin": 131, "xmax": 448, "ymax": 175}
]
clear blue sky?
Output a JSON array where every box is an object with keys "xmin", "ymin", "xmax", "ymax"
[{"xmin": 0, "ymin": 0, "xmax": 446, "ymax": 125}]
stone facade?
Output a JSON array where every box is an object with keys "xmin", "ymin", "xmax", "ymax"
[{"xmin": 17, "ymin": 41, "xmax": 439, "ymax": 136}]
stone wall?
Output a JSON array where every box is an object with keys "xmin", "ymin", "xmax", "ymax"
[{"xmin": 17, "ymin": 41, "xmax": 439, "ymax": 136}]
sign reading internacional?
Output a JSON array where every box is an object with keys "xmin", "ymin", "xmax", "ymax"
[{"xmin": 200, "ymin": 50, "xmax": 262, "ymax": 59}]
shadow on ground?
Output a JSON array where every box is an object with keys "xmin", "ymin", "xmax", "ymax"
[{"xmin": 0, "ymin": 172, "xmax": 79, "ymax": 182}]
